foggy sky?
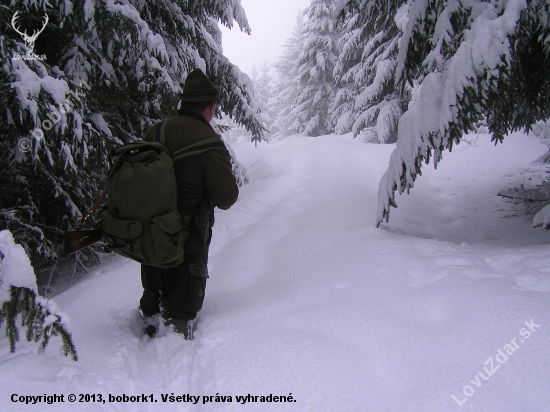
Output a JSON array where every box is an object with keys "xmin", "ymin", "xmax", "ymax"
[{"xmin": 220, "ymin": 0, "xmax": 311, "ymax": 77}]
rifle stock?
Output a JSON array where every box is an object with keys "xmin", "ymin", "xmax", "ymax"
[{"xmin": 64, "ymin": 229, "xmax": 103, "ymax": 255}]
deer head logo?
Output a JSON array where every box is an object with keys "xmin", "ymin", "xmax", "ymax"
[{"xmin": 11, "ymin": 11, "xmax": 49, "ymax": 56}]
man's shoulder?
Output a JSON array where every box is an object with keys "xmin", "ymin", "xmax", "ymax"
[
  {"xmin": 168, "ymin": 114, "xmax": 220, "ymax": 136},
  {"xmin": 164, "ymin": 115, "xmax": 223, "ymax": 150}
]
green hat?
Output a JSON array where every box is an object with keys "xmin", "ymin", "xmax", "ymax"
[{"xmin": 178, "ymin": 69, "xmax": 224, "ymax": 102}]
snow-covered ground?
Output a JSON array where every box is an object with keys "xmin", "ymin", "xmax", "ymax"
[{"xmin": 1, "ymin": 132, "xmax": 550, "ymax": 411}]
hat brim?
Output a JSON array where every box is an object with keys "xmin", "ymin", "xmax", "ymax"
[{"xmin": 178, "ymin": 90, "xmax": 224, "ymax": 102}]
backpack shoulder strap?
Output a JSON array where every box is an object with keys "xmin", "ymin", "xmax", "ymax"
[
  {"xmin": 142, "ymin": 120, "xmax": 166, "ymax": 143},
  {"xmin": 173, "ymin": 137, "xmax": 227, "ymax": 162},
  {"xmin": 146, "ymin": 120, "xmax": 225, "ymax": 161},
  {"xmin": 152, "ymin": 120, "xmax": 167, "ymax": 143}
]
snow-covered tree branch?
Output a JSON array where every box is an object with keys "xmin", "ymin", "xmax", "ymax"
[
  {"xmin": 0, "ymin": 230, "xmax": 77, "ymax": 360},
  {"xmin": 377, "ymin": 0, "xmax": 550, "ymax": 226}
]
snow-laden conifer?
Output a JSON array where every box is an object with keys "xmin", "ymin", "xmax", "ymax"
[
  {"xmin": 291, "ymin": 0, "xmax": 339, "ymax": 137},
  {"xmin": 377, "ymin": 0, "xmax": 550, "ymax": 226},
  {"xmin": 332, "ymin": 0, "xmax": 409, "ymax": 142},
  {"xmin": 270, "ymin": 12, "xmax": 305, "ymax": 139},
  {"xmin": 1, "ymin": 1, "xmax": 108, "ymax": 268},
  {"xmin": 251, "ymin": 63, "xmax": 275, "ymax": 136}
]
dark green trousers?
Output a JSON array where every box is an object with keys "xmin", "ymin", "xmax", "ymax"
[{"xmin": 140, "ymin": 224, "xmax": 210, "ymax": 321}]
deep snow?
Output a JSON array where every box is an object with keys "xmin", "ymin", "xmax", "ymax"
[{"xmin": 1, "ymin": 132, "xmax": 550, "ymax": 412}]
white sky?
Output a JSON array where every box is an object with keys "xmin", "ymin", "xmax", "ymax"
[{"xmin": 219, "ymin": 0, "xmax": 311, "ymax": 76}]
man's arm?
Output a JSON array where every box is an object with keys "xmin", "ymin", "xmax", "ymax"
[{"xmin": 204, "ymin": 147, "xmax": 239, "ymax": 210}]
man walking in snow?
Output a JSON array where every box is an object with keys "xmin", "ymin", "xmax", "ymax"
[{"xmin": 139, "ymin": 69, "xmax": 239, "ymax": 339}]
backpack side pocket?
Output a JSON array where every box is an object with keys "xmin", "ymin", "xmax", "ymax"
[
  {"xmin": 149, "ymin": 210, "xmax": 188, "ymax": 268},
  {"xmin": 100, "ymin": 210, "xmax": 147, "ymax": 263}
]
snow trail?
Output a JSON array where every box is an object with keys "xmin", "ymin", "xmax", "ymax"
[{"xmin": 1, "ymin": 133, "xmax": 550, "ymax": 411}]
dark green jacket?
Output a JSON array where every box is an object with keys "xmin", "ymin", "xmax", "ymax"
[{"xmin": 145, "ymin": 111, "xmax": 239, "ymax": 215}]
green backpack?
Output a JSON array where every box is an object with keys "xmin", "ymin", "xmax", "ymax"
[{"xmin": 100, "ymin": 120, "xmax": 225, "ymax": 268}]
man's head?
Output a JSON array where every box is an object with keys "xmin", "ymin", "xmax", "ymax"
[{"xmin": 178, "ymin": 69, "xmax": 223, "ymax": 121}]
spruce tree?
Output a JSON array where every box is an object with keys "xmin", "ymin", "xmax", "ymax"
[
  {"xmin": 1, "ymin": 1, "xmax": 108, "ymax": 268},
  {"xmin": 251, "ymin": 62, "xmax": 275, "ymax": 136},
  {"xmin": 332, "ymin": 0, "xmax": 409, "ymax": 142},
  {"xmin": 291, "ymin": 0, "xmax": 339, "ymax": 137},
  {"xmin": 377, "ymin": 0, "xmax": 550, "ymax": 226},
  {"xmin": 270, "ymin": 12, "xmax": 305, "ymax": 139}
]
